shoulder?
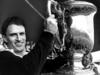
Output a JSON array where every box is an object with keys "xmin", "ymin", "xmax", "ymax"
[
  {"xmin": 0, "ymin": 51, "xmax": 21, "ymax": 62},
  {"xmin": 0, "ymin": 51, "xmax": 13, "ymax": 56}
]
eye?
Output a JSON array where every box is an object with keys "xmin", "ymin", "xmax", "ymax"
[
  {"xmin": 20, "ymin": 32, "xmax": 25, "ymax": 35},
  {"xmin": 9, "ymin": 33, "xmax": 16, "ymax": 37}
]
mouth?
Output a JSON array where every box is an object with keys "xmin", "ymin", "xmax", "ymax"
[{"xmin": 15, "ymin": 42, "xmax": 24, "ymax": 47}]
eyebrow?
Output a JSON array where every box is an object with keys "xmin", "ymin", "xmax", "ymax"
[
  {"xmin": 9, "ymin": 32, "xmax": 25, "ymax": 35},
  {"xmin": 20, "ymin": 32, "xmax": 25, "ymax": 35},
  {"xmin": 9, "ymin": 33, "xmax": 17, "ymax": 36}
]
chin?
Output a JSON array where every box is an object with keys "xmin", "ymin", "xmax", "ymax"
[{"xmin": 14, "ymin": 48, "xmax": 24, "ymax": 53}]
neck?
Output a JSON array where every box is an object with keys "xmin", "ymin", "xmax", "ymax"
[
  {"xmin": 14, "ymin": 50, "xmax": 28, "ymax": 58},
  {"xmin": 8, "ymin": 48, "xmax": 28, "ymax": 58}
]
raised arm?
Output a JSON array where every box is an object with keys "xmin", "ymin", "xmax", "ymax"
[{"xmin": 22, "ymin": 15, "xmax": 58, "ymax": 75}]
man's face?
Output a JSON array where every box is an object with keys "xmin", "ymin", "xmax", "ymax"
[{"xmin": 5, "ymin": 24, "xmax": 26, "ymax": 53}]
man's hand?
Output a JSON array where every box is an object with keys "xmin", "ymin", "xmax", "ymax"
[{"xmin": 45, "ymin": 15, "xmax": 58, "ymax": 34}]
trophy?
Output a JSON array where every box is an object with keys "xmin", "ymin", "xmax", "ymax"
[{"xmin": 47, "ymin": 0, "xmax": 98, "ymax": 75}]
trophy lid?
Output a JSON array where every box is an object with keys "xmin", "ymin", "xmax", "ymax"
[{"xmin": 70, "ymin": 1, "xmax": 97, "ymax": 16}]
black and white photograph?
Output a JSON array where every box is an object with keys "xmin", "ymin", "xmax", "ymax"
[{"xmin": 0, "ymin": 0, "xmax": 99, "ymax": 75}]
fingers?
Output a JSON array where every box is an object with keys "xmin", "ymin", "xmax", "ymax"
[
  {"xmin": 45, "ymin": 15, "xmax": 58, "ymax": 34},
  {"xmin": 47, "ymin": 16, "xmax": 57, "ymax": 26},
  {"xmin": 49, "ymin": 15, "xmax": 55, "ymax": 18}
]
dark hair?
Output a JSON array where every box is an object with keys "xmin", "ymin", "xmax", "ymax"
[{"xmin": 1, "ymin": 16, "xmax": 26, "ymax": 36}]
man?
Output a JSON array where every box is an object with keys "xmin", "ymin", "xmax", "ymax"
[{"xmin": 0, "ymin": 16, "xmax": 58, "ymax": 75}]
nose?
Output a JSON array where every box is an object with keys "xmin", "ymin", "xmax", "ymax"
[{"xmin": 16, "ymin": 34, "xmax": 21, "ymax": 41}]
